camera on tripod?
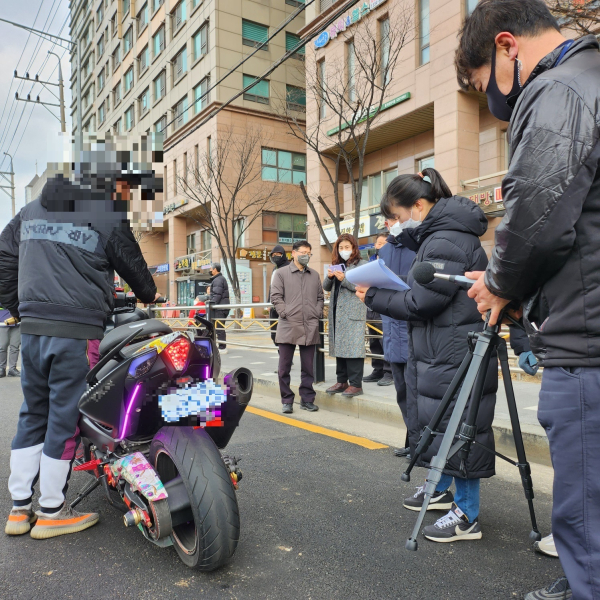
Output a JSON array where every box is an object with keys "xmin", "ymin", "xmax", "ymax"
[{"xmin": 402, "ymin": 263, "xmax": 541, "ymax": 552}]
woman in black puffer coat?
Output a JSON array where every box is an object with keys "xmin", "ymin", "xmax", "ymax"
[{"xmin": 358, "ymin": 168, "xmax": 497, "ymax": 544}]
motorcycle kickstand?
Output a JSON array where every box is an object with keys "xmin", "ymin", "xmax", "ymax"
[{"xmin": 70, "ymin": 477, "xmax": 103, "ymax": 509}]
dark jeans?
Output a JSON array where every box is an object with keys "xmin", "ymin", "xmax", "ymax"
[
  {"xmin": 391, "ymin": 362, "xmax": 408, "ymax": 426},
  {"xmin": 369, "ymin": 335, "xmax": 392, "ymax": 377},
  {"xmin": 538, "ymin": 366, "xmax": 600, "ymax": 599},
  {"xmin": 278, "ymin": 344, "xmax": 316, "ymax": 405},
  {"xmin": 336, "ymin": 357, "xmax": 364, "ymax": 388}
]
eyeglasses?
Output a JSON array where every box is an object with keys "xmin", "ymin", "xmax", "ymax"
[{"xmin": 295, "ymin": 251, "xmax": 312, "ymax": 257}]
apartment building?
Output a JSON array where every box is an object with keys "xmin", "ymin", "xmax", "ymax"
[
  {"xmin": 301, "ymin": 0, "xmax": 509, "ymax": 272},
  {"xmin": 69, "ymin": 0, "xmax": 309, "ymax": 304}
]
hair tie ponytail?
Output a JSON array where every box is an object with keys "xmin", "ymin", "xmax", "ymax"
[{"xmin": 418, "ymin": 172, "xmax": 432, "ymax": 184}]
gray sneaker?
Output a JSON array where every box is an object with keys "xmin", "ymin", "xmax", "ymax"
[
  {"xmin": 534, "ymin": 533, "xmax": 559, "ymax": 558},
  {"xmin": 422, "ymin": 503, "xmax": 482, "ymax": 542},
  {"xmin": 403, "ymin": 485, "xmax": 454, "ymax": 512},
  {"xmin": 524, "ymin": 577, "xmax": 572, "ymax": 599},
  {"xmin": 30, "ymin": 504, "xmax": 99, "ymax": 539}
]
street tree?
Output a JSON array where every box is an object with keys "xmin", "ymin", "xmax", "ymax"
[
  {"xmin": 548, "ymin": 0, "xmax": 600, "ymax": 36},
  {"xmin": 177, "ymin": 125, "xmax": 286, "ymax": 308},
  {"xmin": 278, "ymin": 5, "xmax": 413, "ymax": 250}
]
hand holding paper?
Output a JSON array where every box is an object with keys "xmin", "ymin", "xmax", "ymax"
[{"xmin": 346, "ymin": 259, "xmax": 411, "ymax": 292}]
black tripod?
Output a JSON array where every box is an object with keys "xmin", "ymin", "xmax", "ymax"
[{"xmin": 402, "ymin": 311, "xmax": 542, "ymax": 551}]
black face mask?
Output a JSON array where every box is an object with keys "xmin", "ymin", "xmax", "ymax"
[
  {"xmin": 271, "ymin": 255, "xmax": 286, "ymax": 268},
  {"xmin": 486, "ymin": 48, "xmax": 522, "ymax": 122}
]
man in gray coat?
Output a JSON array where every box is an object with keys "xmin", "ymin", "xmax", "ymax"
[{"xmin": 270, "ymin": 240, "xmax": 324, "ymax": 414}]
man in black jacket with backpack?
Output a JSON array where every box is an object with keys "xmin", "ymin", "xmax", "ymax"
[
  {"xmin": 0, "ymin": 146, "xmax": 159, "ymax": 540},
  {"xmin": 456, "ymin": 1, "xmax": 600, "ymax": 597}
]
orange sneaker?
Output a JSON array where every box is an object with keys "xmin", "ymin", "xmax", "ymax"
[
  {"xmin": 30, "ymin": 505, "xmax": 99, "ymax": 540},
  {"xmin": 5, "ymin": 507, "xmax": 37, "ymax": 536}
]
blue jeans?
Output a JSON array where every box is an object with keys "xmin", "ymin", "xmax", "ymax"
[{"xmin": 436, "ymin": 474, "xmax": 480, "ymax": 522}]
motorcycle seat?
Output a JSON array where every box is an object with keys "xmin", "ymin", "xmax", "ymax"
[{"xmin": 99, "ymin": 319, "xmax": 172, "ymax": 357}]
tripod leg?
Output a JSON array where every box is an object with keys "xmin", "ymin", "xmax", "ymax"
[
  {"xmin": 406, "ymin": 329, "xmax": 495, "ymax": 551},
  {"xmin": 401, "ymin": 349, "xmax": 473, "ymax": 483},
  {"xmin": 497, "ymin": 341, "xmax": 541, "ymax": 542}
]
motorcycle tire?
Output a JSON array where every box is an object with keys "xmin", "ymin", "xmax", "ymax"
[{"xmin": 149, "ymin": 427, "xmax": 240, "ymax": 571}]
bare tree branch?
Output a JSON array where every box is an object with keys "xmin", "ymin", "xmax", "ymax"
[{"xmin": 548, "ymin": 0, "xmax": 600, "ymax": 36}]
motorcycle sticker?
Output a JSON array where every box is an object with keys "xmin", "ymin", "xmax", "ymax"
[
  {"xmin": 159, "ymin": 378, "xmax": 226, "ymax": 426},
  {"xmin": 110, "ymin": 452, "xmax": 168, "ymax": 502}
]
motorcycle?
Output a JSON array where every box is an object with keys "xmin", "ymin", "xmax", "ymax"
[{"xmin": 73, "ymin": 292, "xmax": 253, "ymax": 571}]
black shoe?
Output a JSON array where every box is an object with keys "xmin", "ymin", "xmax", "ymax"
[
  {"xmin": 363, "ymin": 371, "xmax": 384, "ymax": 383},
  {"xmin": 403, "ymin": 485, "xmax": 454, "ymax": 512},
  {"xmin": 393, "ymin": 447, "xmax": 410, "ymax": 458},
  {"xmin": 524, "ymin": 577, "xmax": 572, "ymax": 600},
  {"xmin": 422, "ymin": 504, "xmax": 482, "ymax": 542},
  {"xmin": 377, "ymin": 374, "xmax": 394, "ymax": 386},
  {"xmin": 300, "ymin": 402, "xmax": 319, "ymax": 412},
  {"xmin": 0, "ymin": 370, "xmax": 5, "ymax": 378},
  {"xmin": 282, "ymin": 404, "xmax": 293, "ymax": 414},
  {"xmin": 7, "ymin": 368, "xmax": 20, "ymax": 377}
]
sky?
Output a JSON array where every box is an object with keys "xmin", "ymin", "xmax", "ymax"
[{"xmin": 0, "ymin": 0, "xmax": 72, "ymax": 231}]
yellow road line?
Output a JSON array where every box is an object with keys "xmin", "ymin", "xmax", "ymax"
[{"xmin": 246, "ymin": 406, "xmax": 388, "ymax": 450}]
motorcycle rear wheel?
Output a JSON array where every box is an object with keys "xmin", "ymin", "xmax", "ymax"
[{"xmin": 149, "ymin": 427, "xmax": 240, "ymax": 570}]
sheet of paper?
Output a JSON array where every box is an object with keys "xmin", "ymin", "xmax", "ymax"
[{"xmin": 345, "ymin": 259, "xmax": 410, "ymax": 292}]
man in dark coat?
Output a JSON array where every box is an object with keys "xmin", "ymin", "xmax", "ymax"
[
  {"xmin": 268, "ymin": 245, "xmax": 291, "ymax": 347},
  {"xmin": 0, "ymin": 167, "xmax": 158, "ymax": 539},
  {"xmin": 457, "ymin": 1, "xmax": 600, "ymax": 596},
  {"xmin": 208, "ymin": 263, "xmax": 230, "ymax": 352}
]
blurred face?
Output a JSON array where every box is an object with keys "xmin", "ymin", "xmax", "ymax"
[
  {"xmin": 114, "ymin": 179, "xmax": 132, "ymax": 201},
  {"xmin": 338, "ymin": 240, "xmax": 353, "ymax": 253},
  {"xmin": 375, "ymin": 236, "xmax": 388, "ymax": 250},
  {"xmin": 386, "ymin": 198, "xmax": 433, "ymax": 224},
  {"xmin": 271, "ymin": 253, "xmax": 283, "ymax": 260}
]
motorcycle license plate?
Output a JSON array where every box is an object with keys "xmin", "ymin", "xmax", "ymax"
[{"xmin": 158, "ymin": 378, "xmax": 226, "ymax": 426}]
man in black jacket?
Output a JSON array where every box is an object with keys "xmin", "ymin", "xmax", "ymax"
[
  {"xmin": 209, "ymin": 263, "xmax": 230, "ymax": 352},
  {"xmin": 0, "ymin": 166, "xmax": 158, "ymax": 539},
  {"xmin": 268, "ymin": 245, "xmax": 291, "ymax": 348},
  {"xmin": 455, "ymin": 1, "xmax": 600, "ymax": 597}
]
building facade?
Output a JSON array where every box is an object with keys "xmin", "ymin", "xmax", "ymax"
[{"xmin": 69, "ymin": 0, "xmax": 309, "ymax": 304}]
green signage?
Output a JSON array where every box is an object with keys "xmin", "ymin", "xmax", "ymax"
[{"xmin": 327, "ymin": 92, "xmax": 411, "ymax": 136}]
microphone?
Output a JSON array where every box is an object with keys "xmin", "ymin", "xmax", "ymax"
[{"xmin": 412, "ymin": 262, "xmax": 477, "ymax": 288}]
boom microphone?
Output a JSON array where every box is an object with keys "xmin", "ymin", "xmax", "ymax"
[{"xmin": 412, "ymin": 262, "xmax": 477, "ymax": 288}]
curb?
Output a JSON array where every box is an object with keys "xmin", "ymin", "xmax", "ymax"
[{"xmin": 253, "ymin": 377, "xmax": 551, "ymax": 467}]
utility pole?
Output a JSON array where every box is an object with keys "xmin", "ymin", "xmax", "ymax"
[
  {"xmin": 47, "ymin": 51, "xmax": 66, "ymax": 133},
  {"xmin": 0, "ymin": 152, "xmax": 16, "ymax": 218},
  {"xmin": 14, "ymin": 71, "xmax": 64, "ymax": 131}
]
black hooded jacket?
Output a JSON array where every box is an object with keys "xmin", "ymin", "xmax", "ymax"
[
  {"xmin": 365, "ymin": 196, "xmax": 497, "ymax": 479},
  {"xmin": 0, "ymin": 175, "xmax": 157, "ymax": 339},
  {"xmin": 484, "ymin": 36, "xmax": 600, "ymax": 366}
]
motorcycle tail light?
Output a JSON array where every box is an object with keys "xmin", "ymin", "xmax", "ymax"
[
  {"xmin": 164, "ymin": 336, "xmax": 191, "ymax": 372},
  {"xmin": 127, "ymin": 349, "xmax": 158, "ymax": 379}
]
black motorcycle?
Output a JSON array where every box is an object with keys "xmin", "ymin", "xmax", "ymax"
[{"xmin": 72, "ymin": 292, "xmax": 253, "ymax": 571}]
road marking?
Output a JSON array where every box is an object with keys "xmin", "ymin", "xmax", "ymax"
[
  {"xmin": 227, "ymin": 356, "xmax": 242, "ymax": 359},
  {"xmin": 260, "ymin": 372, "xmax": 277, "ymax": 377},
  {"xmin": 251, "ymin": 362, "xmax": 265, "ymax": 365},
  {"xmin": 524, "ymin": 405, "xmax": 539, "ymax": 411},
  {"xmin": 246, "ymin": 406, "xmax": 388, "ymax": 450}
]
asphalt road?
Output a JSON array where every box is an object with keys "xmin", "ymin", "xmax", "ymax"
[{"xmin": 0, "ymin": 375, "xmax": 563, "ymax": 600}]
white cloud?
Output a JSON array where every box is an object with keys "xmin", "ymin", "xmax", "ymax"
[{"xmin": 0, "ymin": 1, "xmax": 72, "ymax": 231}]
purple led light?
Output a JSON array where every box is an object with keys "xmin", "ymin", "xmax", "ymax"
[
  {"xmin": 120, "ymin": 383, "xmax": 141, "ymax": 440},
  {"xmin": 204, "ymin": 365, "xmax": 210, "ymax": 379}
]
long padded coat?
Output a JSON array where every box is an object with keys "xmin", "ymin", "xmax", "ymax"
[{"xmin": 365, "ymin": 196, "xmax": 497, "ymax": 479}]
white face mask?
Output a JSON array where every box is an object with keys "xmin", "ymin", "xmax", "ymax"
[
  {"xmin": 400, "ymin": 207, "xmax": 423, "ymax": 231},
  {"xmin": 339, "ymin": 250, "xmax": 352, "ymax": 261},
  {"xmin": 389, "ymin": 221, "xmax": 402, "ymax": 237}
]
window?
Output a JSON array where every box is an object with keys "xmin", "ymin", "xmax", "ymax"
[
  {"xmin": 360, "ymin": 169, "xmax": 398, "ymax": 213},
  {"xmin": 466, "ymin": 0, "xmax": 478, "ymax": 15},
  {"xmin": 173, "ymin": 95, "xmax": 189, "ymax": 130},
  {"xmin": 114, "ymin": 118, "xmax": 122, "ymax": 133},
  {"xmin": 186, "ymin": 233, "xmax": 196, "ymax": 254},
  {"xmin": 124, "ymin": 67, "xmax": 134, "ymax": 92},
  {"xmin": 380, "ymin": 17, "xmax": 390, "ymax": 85},
  {"xmin": 153, "ymin": 71, "xmax": 166, "ymax": 101},
  {"xmin": 123, "ymin": 0, "xmax": 130, "ymax": 16},
  {"xmin": 234, "ymin": 219, "xmax": 245, "ymax": 247},
  {"xmin": 125, "ymin": 104, "xmax": 135, "ymax": 130},
  {"xmin": 123, "ymin": 26, "xmax": 133, "ymax": 54},
  {"xmin": 183, "ymin": 152, "xmax": 188, "ymax": 184},
  {"xmin": 98, "ymin": 67, "xmax": 105, "ymax": 91},
  {"xmin": 173, "ymin": 159, "xmax": 177, "ymax": 193},
  {"xmin": 140, "ymin": 87, "xmax": 150, "ymax": 115},
  {"xmin": 243, "ymin": 74, "xmax": 269, "ymax": 104},
  {"xmin": 96, "ymin": 4, "xmax": 104, "ymax": 25},
  {"xmin": 192, "ymin": 0, "xmax": 202, "ymax": 7},
  {"xmin": 262, "ymin": 213, "xmax": 307, "ymax": 244},
  {"xmin": 99, "ymin": 102, "xmax": 106, "ymax": 124},
  {"xmin": 419, "ymin": 0, "xmax": 430, "ymax": 65},
  {"xmin": 193, "ymin": 77, "xmax": 210, "ymax": 113},
  {"xmin": 139, "ymin": 45, "xmax": 149, "ymax": 73},
  {"xmin": 286, "ymin": 85, "xmax": 306, "ymax": 113},
  {"xmin": 318, "ymin": 60, "xmax": 326, "ymax": 119},
  {"xmin": 82, "ymin": 57, "xmax": 91, "ymax": 80},
  {"xmin": 418, "ymin": 155, "xmax": 435, "ymax": 171},
  {"xmin": 193, "ymin": 22, "xmax": 208, "ymax": 61},
  {"xmin": 286, "ymin": 0, "xmax": 305, "ymax": 6},
  {"xmin": 285, "ymin": 32, "xmax": 304, "ymax": 59},
  {"xmin": 173, "ymin": 1, "xmax": 186, "ymax": 32},
  {"xmin": 112, "ymin": 45, "xmax": 121, "ymax": 72},
  {"xmin": 153, "ymin": 26, "xmax": 165, "ymax": 57},
  {"xmin": 113, "ymin": 81, "xmax": 122, "ymax": 106},
  {"xmin": 200, "ymin": 229, "xmax": 210, "ymax": 251},
  {"xmin": 152, "ymin": 0, "xmax": 164, "ymax": 13},
  {"xmin": 347, "ymin": 40, "xmax": 356, "ymax": 102},
  {"xmin": 261, "ymin": 148, "xmax": 306, "ymax": 185},
  {"xmin": 155, "ymin": 115, "xmax": 167, "ymax": 133},
  {"xmin": 97, "ymin": 36, "xmax": 105, "ymax": 57},
  {"xmin": 173, "ymin": 46, "xmax": 187, "ymax": 81},
  {"xmin": 242, "ymin": 20, "xmax": 268, "ymax": 49},
  {"xmin": 138, "ymin": 2, "xmax": 149, "ymax": 33},
  {"xmin": 111, "ymin": 13, "xmax": 117, "ymax": 37}
]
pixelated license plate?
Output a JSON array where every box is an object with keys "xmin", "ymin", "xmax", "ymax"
[{"xmin": 158, "ymin": 378, "xmax": 226, "ymax": 427}]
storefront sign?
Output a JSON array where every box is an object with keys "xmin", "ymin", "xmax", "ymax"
[
  {"xmin": 193, "ymin": 257, "xmax": 212, "ymax": 269},
  {"xmin": 327, "ymin": 92, "xmax": 411, "ymax": 136},
  {"xmin": 237, "ymin": 248, "xmax": 268, "ymax": 261},
  {"xmin": 174, "ymin": 256, "xmax": 192, "ymax": 271},
  {"xmin": 163, "ymin": 198, "xmax": 188, "ymax": 215},
  {"xmin": 321, "ymin": 215, "xmax": 371, "ymax": 245},
  {"xmin": 150, "ymin": 263, "xmax": 169, "ymax": 275},
  {"xmin": 458, "ymin": 185, "xmax": 505, "ymax": 215},
  {"xmin": 314, "ymin": 0, "xmax": 387, "ymax": 49},
  {"xmin": 370, "ymin": 213, "xmax": 388, "ymax": 233}
]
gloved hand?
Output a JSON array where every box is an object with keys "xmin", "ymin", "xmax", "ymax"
[{"xmin": 518, "ymin": 351, "xmax": 539, "ymax": 376}]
